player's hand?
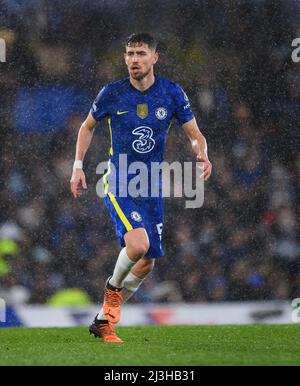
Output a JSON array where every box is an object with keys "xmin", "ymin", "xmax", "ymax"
[
  {"xmin": 70, "ymin": 168, "xmax": 87, "ymax": 198},
  {"xmin": 197, "ymin": 153, "xmax": 212, "ymax": 182}
]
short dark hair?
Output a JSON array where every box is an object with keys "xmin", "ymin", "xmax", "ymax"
[{"xmin": 125, "ymin": 33, "xmax": 158, "ymax": 51}]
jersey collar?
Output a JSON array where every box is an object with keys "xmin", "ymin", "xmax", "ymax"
[{"xmin": 128, "ymin": 76, "xmax": 158, "ymax": 94}]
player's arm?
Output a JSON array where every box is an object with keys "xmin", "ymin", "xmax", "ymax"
[
  {"xmin": 70, "ymin": 112, "xmax": 97, "ymax": 198},
  {"xmin": 182, "ymin": 118, "xmax": 212, "ymax": 181}
]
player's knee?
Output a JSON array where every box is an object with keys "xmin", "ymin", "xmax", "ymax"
[
  {"xmin": 136, "ymin": 242, "xmax": 150, "ymax": 258},
  {"xmin": 130, "ymin": 241, "xmax": 150, "ymax": 259},
  {"xmin": 125, "ymin": 228, "xmax": 150, "ymax": 259}
]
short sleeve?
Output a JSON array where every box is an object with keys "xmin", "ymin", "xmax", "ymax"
[
  {"xmin": 90, "ymin": 85, "xmax": 110, "ymax": 121},
  {"xmin": 172, "ymin": 84, "xmax": 194, "ymax": 126}
]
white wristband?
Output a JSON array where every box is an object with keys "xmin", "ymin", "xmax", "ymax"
[{"xmin": 73, "ymin": 160, "xmax": 83, "ymax": 170}]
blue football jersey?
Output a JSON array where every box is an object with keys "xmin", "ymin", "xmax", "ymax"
[{"xmin": 91, "ymin": 76, "xmax": 194, "ymax": 197}]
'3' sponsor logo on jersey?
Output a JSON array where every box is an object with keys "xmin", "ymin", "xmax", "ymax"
[{"xmin": 132, "ymin": 126, "xmax": 155, "ymax": 153}]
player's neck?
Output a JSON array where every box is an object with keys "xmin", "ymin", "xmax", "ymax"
[{"xmin": 130, "ymin": 72, "xmax": 155, "ymax": 92}]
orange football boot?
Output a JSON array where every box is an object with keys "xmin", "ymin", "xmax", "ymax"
[
  {"xmin": 89, "ymin": 318, "xmax": 123, "ymax": 343},
  {"xmin": 102, "ymin": 278, "xmax": 123, "ymax": 324}
]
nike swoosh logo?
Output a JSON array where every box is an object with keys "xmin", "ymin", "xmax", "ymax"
[
  {"xmin": 105, "ymin": 312, "xmax": 116, "ymax": 319},
  {"xmin": 116, "ymin": 110, "xmax": 129, "ymax": 115}
]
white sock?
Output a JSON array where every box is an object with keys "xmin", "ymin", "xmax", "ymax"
[
  {"xmin": 97, "ymin": 308, "xmax": 106, "ymax": 321},
  {"xmin": 122, "ymin": 272, "xmax": 146, "ymax": 303},
  {"xmin": 109, "ymin": 247, "xmax": 136, "ymax": 288}
]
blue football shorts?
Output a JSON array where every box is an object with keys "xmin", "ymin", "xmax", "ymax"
[{"xmin": 104, "ymin": 193, "xmax": 164, "ymax": 259}]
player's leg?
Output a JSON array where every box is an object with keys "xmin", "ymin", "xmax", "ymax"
[
  {"xmin": 90, "ymin": 196, "xmax": 149, "ymax": 342},
  {"xmin": 99, "ymin": 227, "xmax": 150, "ymax": 324},
  {"xmin": 90, "ymin": 253, "xmax": 154, "ymax": 343},
  {"xmin": 109, "ymin": 227, "xmax": 150, "ymax": 288},
  {"xmin": 90, "ymin": 197, "xmax": 159, "ymax": 342},
  {"xmin": 122, "ymin": 255, "xmax": 155, "ymax": 303},
  {"xmin": 121, "ymin": 201, "xmax": 164, "ymax": 303}
]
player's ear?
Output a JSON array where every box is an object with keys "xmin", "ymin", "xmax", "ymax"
[
  {"xmin": 152, "ymin": 51, "xmax": 159, "ymax": 65},
  {"xmin": 124, "ymin": 52, "xmax": 128, "ymax": 64}
]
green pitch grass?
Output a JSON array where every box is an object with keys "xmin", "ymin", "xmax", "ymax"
[{"xmin": 0, "ymin": 325, "xmax": 299, "ymax": 366}]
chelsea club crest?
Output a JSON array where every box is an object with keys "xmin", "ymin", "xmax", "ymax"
[
  {"xmin": 155, "ymin": 107, "xmax": 168, "ymax": 120},
  {"xmin": 131, "ymin": 211, "xmax": 142, "ymax": 222}
]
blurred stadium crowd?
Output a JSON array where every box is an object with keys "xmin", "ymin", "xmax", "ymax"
[{"xmin": 0, "ymin": 0, "xmax": 299, "ymax": 306}]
